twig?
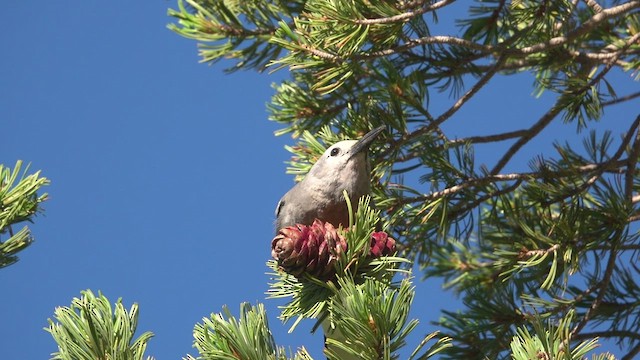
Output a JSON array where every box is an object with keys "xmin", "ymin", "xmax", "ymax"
[
  {"xmin": 396, "ymin": 158, "xmax": 626, "ymax": 206},
  {"xmin": 490, "ymin": 31, "xmax": 640, "ymax": 174},
  {"xmin": 358, "ymin": 1, "xmax": 639, "ymax": 60},
  {"xmin": 583, "ymin": 0, "xmax": 604, "ymax": 13},
  {"xmin": 592, "ymin": 244, "xmax": 640, "ymax": 250},
  {"xmin": 519, "ymin": 244, "xmax": 560, "ymax": 259},
  {"xmin": 363, "ymin": 35, "xmax": 493, "ymax": 58},
  {"xmin": 354, "ymin": 0, "xmax": 454, "ymax": 25},
  {"xmin": 622, "ymin": 341, "xmax": 640, "ymax": 360},
  {"xmin": 612, "ymin": 115, "xmax": 640, "ymax": 162},
  {"xmin": 506, "ymin": 1, "xmax": 640, "ymax": 56},
  {"xmin": 625, "ymin": 115, "xmax": 640, "ymax": 202},
  {"xmin": 569, "ymin": 49, "xmax": 633, "ymax": 66},
  {"xmin": 447, "ymin": 129, "xmax": 530, "ymax": 146},
  {"xmin": 572, "ymin": 330, "xmax": 640, "ymax": 341},
  {"xmin": 398, "ymin": 173, "xmax": 530, "ymax": 205},
  {"xmin": 582, "ymin": 32, "xmax": 640, "ymax": 94},
  {"xmin": 433, "ymin": 56, "xmax": 506, "ymax": 128},
  {"xmin": 379, "ymin": 56, "xmax": 507, "ymax": 158},
  {"xmin": 447, "ymin": 178, "xmax": 523, "ymax": 219},
  {"xmin": 490, "ymin": 101, "xmax": 564, "ymax": 175},
  {"xmin": 629, "ymin": 214, "xmax": 640, "ymax": 222},
  {"xmin": 299, "ymin": 44, "xmax": 341, "ymax": 62},
  {"xmin": 541, "ymin": 115, "xmax": 640, "ymax": 205},
  {"xmin": 570, "ymin": 230, "xmax": 621, "ymax": 337},
  {"xmin": 602, "ymin": 91, "xmax": 640, "ymax": 107},
  {"xmin": 397, "ymin": 0, "xmax": 450, "ymax": 11}
]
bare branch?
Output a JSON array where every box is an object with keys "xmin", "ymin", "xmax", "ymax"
[
  {"xmin": 396, "ymin": 158, "xmax": 627, "ymax": 206},
  {"xmin": 622, "ymin": 341, "xmax": 640, "ymax": 360},
  {"xmin": 447, "ymin": 129, "xmax": 530, "ymax": 146},
  {"xmin": 433, "ymin": 56, "xmax": 506, "ymax": 128},
  {"xmin": 603, "ymin": 91, "xmax": 640, "ymax": 107},
  {"xmin": 519, "ymin": 244, "xmax": 560, "ymax": 259},
  {"xmin": 625, "ymin": 115, "xmax": 640, "ymax": 202},
  {"xmin": 572, "ymin": 330, "xmax": 640, "ymax": 341},
  {"xmin": 490, "ymin": 101, "xmax": 563, "ymax": 174},
  {"xmin": 363, "ymin": 35, "xmax": 493, "ymax": 58},
  {"xmin": 299, "ymin": 44, "xmax": 341, "ymax": 62},
  {"xmin": 397, "ymin": 0, "xmax": 452, "ymax": 11},
  {"xmin": 398, "ymin": 173, "xmax": 530, "ymax": 206},
  {"xmin": 354, "ymin": 0, "xmax": 455, "ymax": 25},
  {"xmin": 612, "ymin": 114, "xmax": 640, "ymax": 161},
  {"xmin": 570, "ymin": 230, "xmax": 621, "ymax": 337},
  {"xmin": 628, "ymin": 214, "xmax": 640, "ymax": 222},
  {"xmin": 448, "ymin": 179, "xmax": 524, "ymax": 219},
  {"xmin": 583, "ymin": 0, "xmax": 604, "ymax": 13}
]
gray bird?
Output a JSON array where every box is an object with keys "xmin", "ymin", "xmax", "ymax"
[{"xmin": 275, "ymin": 126, "xmax": 385, "ymax": 231}]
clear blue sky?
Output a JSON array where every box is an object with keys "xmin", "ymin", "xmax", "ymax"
[{"xmin": 1, "ymin": 2, "xmax": 637, "ymax": 359}]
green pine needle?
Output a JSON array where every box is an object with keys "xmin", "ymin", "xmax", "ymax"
[{"xmin": 46, "ymin": 290, "xmax": 154, "ymax": 360}]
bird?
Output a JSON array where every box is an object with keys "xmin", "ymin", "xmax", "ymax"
[{"xmin": 275, "ymin": 126, "xmax": 385, "ymax": 231}]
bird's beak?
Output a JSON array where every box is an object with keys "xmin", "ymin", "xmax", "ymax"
[{"xmin": 349, "ymin": 126, "xmax": 385, "ymax": 157}]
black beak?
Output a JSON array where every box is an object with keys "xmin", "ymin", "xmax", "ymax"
[{"xmin": 349, "ymin": 126, "xmax": 385, "ymax": 157}]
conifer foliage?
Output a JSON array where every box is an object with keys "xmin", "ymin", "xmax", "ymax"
[
  {"xmin": 0, "ymin": 160, "xmax": 48, "ymax": 268},
  {"xmin": 46, "ymin": 1, "xmax": 640, "ymax": 359},
  {"xmin": 167, "ymin": 1, "xmax": 640, "ymax": 358}
]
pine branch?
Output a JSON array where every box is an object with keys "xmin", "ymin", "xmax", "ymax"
[
  {"xmin": 186, "ymin": 303, "xmax": 305, "ymax": 360},
  {"xmin": 46, "ymin": 290, "xmax": 154, "ymax": 360},
  {"xmin": 506, "ymin": 1, "xmax": 640, "ymax": 56},
  {"xmin": 492, "ymin": 29, "xmax": 639, "ymax": 174},
  {"xmin": 170, "ymin": 1, "xmax": 640, "ymax": 358},
  {"xmin": 511, "ymin": 310, "xmax": 607, "ymax": 360},
  {"xmin": 395, "ymin": 156, "xmax": 626, "ymax": 207},
  {"xmin": 352, "ymin": 2, "xmax": 640, "ymax": 61},
  {"xmin": 602, "ymin": 91, "xmax": 640, "ymax": 107},
  {"xmin": 622, "ymin": 342, "xmax": 640, "ymax": 360},
  {"xmin": 353, "ymin": 0, "xmax": 454, "ymax": 25},
  {"xmin": 0, "ymin": 161, "xmax": 49, "ymax": 269},
  {"xmin": 624, "ymin": 115, "xmax": 640, "ymax": 202},
  {"xmin": 570, "ymin": 231, "xmax": 621, "ymax": 337}
]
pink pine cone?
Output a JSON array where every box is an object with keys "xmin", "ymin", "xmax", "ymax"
[
  {"xmin": 271, "ymin": 219, "xmax": 347, "ymax": 280},
  {"xmin": 369, "ymin": 231, "xmax": 396, "ymax": 257}
]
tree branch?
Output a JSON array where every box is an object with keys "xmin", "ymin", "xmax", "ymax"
[
  {"xmin": 602, "ymin": 91, "xmax": 640, "ymax": 107},
  {"xmin": 583, "ymin": 0, "xmax": 604, "ymax": 14},
  {"xmin": 572, "ymin": 330, "xmax": 640, "ymax": 341},
  {"xmin": 359, "ymin": 1, "xmax": 639, "ymax": 62},
  {"xmin": 506, "ymin": 1, "xmax": 640, "ymax": 56},
  {"xmin": 622, "ymin": 341, "xmax": 640, "ymax": 360},
  {"xmin": 570, "ymin": 230, "xmax": 621, "ymax": 337},
  {"xmin": 447, "ymin": 178, "xmax": 524, "ymax": 221},
  {"xmin": 395, "ymin": 158, "xmax": 626, "ymax": 206},
  {"xmin": 519, "ymin": 244, "xmax": 561, "ymax": 259},
  {"xmin": 363, "ymin": 35, "xmax": 493, "ymax": 59},
  {"xmin": 433, "ymin": 56, "xmax": 506, "ymax": 128},
  {"xmin": 354, "ymin": 0, "xmax": 454, "ymax": 25},
  {"xmin": 625, "ymin": 115, "xmax": 640, "ymax": 202},
  {"xmin": 490, "ymin": 101, "xmax": 564, "ymax": 174},
  {"xmin": 447, "ymin": 129, "xmax": 530, "ymax": 146},
  {"xmin": 490, "ymin": 30, "xmax": 639, "ymax": 174}
]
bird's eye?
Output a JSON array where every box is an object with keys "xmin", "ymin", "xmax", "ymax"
[{"xmin": 330, "ymin": 148, "xmax": 340, "ymax": 156}]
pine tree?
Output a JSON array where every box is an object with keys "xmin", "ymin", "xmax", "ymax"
[{"xmin": 48, "ymin": 1, "xmax": 640, "ymax": 359}]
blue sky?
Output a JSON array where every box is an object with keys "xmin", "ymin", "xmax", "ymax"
[{"xmin": 1, "ymin": 2, "xmax": 638, "ymax": 359}]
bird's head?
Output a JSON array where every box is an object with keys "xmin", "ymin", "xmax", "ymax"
[{"xmin": 307, "ymin": 126, "xmax": 385, "ymax": 181}]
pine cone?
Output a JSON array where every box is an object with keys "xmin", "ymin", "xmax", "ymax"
[
  {"xmin": 369, "ymin": 231, "xmax": 396, "ymax": 257},
  {"xmin": 271, "ymin": 219, "xmax": 347, "ymax": 280}
]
